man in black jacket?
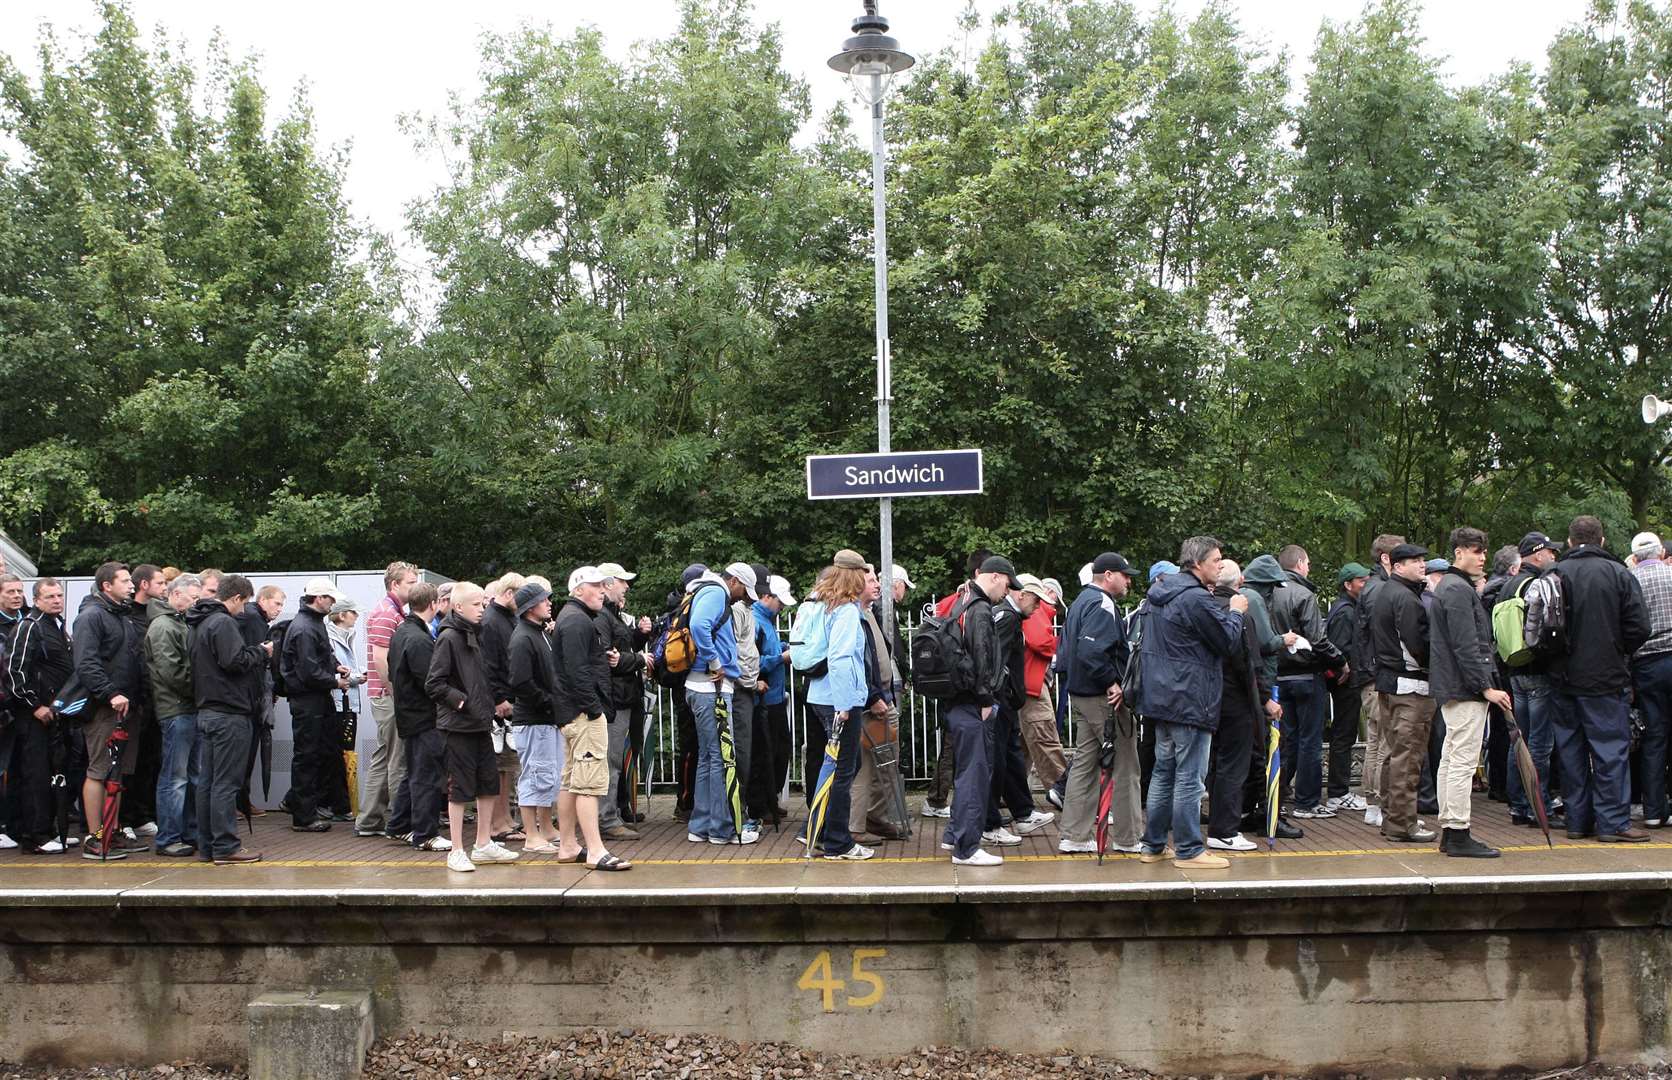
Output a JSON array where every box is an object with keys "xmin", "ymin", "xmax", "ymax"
[
  {"xmin": 1325, "ymin": 563, "xmax": 1371, "ymax": 815},
  {"xmin": 943, "ymin": 556, "xmax": 1013, "ymax": 867},
  {"xmin": 389, "ymin": 583, "xmax": 447, "ymax": 851},
  {"xmin": 1206, "ymin": 560, "xmax": 1274, "ymax": 851},
  {"xmin": 1357, "ymin": 534, "xmax": 1405, "ymax": 828},
  {"xmin": 1057, "ymin": 553, "xmax": 1140, "ymax": 853},
  {"xmin": 1498, "ymin": 532, "xmax": 1561, "ymax": 826},
  {"xmin": 1552, "ymin": 515, "xmax": 1653, "ymax": 842},
  {"xmin": 187, "ymin": 575, "xmax": 272, "ymax": 865},
  {"xmin": 7, "ymin": 578, "xmax": 72, "ymax": 853},
  {"xmin": 985, "ymin": 582, "xmax": 1047, "ymax": 846},
  {"xmin": 596, "ymin": 563, "xmax": 649, "ymax": 842},
  {"xmin": 1373, "ymin": 544, "xmax": 1437, "ymax": 843},
  {"xmin": 507, "ymin": 580, "xmax": 561, "ymax": 852},
  {"xmin": 74, "ymin": 561, "xmax": 144, "ymax": 859},
  {"xmin": 552, "ymin": 567, "xmax": 630, "ymax": 871},
  {"xmin": 281, "ymin": 577, "xmax": 351, "ymax": 834},
  {"xmin": 1428, "ymin": 527, "xmax": 1514, "ymax": 858},
  {"xmin": 479, "ymin": 572, "xmax": 524, "ymax": 842},
  {"xmin": 1269, "ymin": 546, "xmax": 1345, "ymax": 820}
]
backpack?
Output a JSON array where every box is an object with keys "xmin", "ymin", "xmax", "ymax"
[
  {"xmin": 653, "ymin": 582, "xmax": 721, "ymax": 688},
  {"xmin": 910, "ymin": 590, "xmax": 977, "ymax": 700},
  {"xmin": 1492, "ymin": 578, "xmax": 1534, "ymax": 666},
  {"xmin": 789, "ymin": 602, "xmax": 831, "ymax": 679},
  {"xmin": 268, "ymin": 618, "xmax": 293, "ymax": 697},
  {"xmin": 1523, "ymin": 573, "xmax": 1568, "ymax": 658}
]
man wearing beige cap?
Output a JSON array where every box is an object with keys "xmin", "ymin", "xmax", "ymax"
[
  {"xmin": 280, "ymin": 577, "xmax": 353, "ymax": 833},
  {"xmin": 596, "ymin": 562, "xmax": 649, "ymax": 840}
]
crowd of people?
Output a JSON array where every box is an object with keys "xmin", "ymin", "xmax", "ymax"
[{"xmin": 0, "ymin": 512, "xmax": 1663, "ymax": 873}]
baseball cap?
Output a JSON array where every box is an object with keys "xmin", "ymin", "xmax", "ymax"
[
  {"xmin": 1040, "ymin": 577, "xmax": 1064, "ymax": 602},
  {"xmin": 724, "ymin": 562, "xmax": 760, "ymax": 601},
  {"xmin": 567, "ymin": 565, "xmax": 607, "ymax": 593},
  {"xmin": 1518, "ymin": 532, "xmax": 1560, "ymax": 557},
  {"xmin": 680, "ymin": 564, "xmax": 708, "ymax": 587},
  {"xmin": 1092, "ymin": 552, "xmax": 1138, "ymax": 577},
  {"xmin": 833, "ymin": 549, "xmax": 867, "ymax": 570},
  {"xmin": 891, "ymin": 564, "xmax": 914, "ymax": 591},
  {"xmin": 979, "ymin": 555, "xmax": 1022, "ymax": 589},
  {"xmin": 768, "ymin": 574, "xmax": 797, "ymax": 606},
  {"xmin": 1425, "ymin": 558, "xmax": 1451, "ymax": 574},
  {"xmin": 514, "ymin": 582, "xmax": 551, "ymax": 616},
  {"xmin": 1021, "ymin": 581, "xmax": 1053, "ymax": 604},
  {"xmin": 1078, "ymin": 562, "xmax": 1094, "ymax": 587},
  {"xmin": 1336, "ymin": 562, "xmax": 1371, "ymax": 585},
  {"xmin": 1148, "ymin": 560, "xmax": 1179, "ymax": 583},
  {"xmin": 1016, "ymin": 573, "xmax": 1043, "ymax": 589},
  {"xmin": 596, "ymin": 562, "xmax": 636, "ymax": 581},
  {"xmin": 1632, "ymin": 532, "xmax": 1663, "ymax": 559},
  {"xmin": 302, "ymin": 576, "xmax": 344, "ymax": 603},
  {"xmin": 1389, "ymin": 543, "xmax": 1429, "ymax": 564}
]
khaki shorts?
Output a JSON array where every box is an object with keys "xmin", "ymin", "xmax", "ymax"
[
  {"xmin": 84, "ymin": 705, "xmax": 141, "ymax": 782},
  {"xmin": 560, "ymin": 714, "xmax": 610, "ymax": 797}
]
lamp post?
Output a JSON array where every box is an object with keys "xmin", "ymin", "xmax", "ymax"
[{"xmin": 830, "ymin": 1, "xmax": 914, "ymax": 638}]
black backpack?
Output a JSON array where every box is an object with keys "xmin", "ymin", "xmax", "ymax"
[
  {"xmin": 268, "ymin": 618, "xmax": 293, "ymax": 697},
  {"xmin": 910, "ymin": 591, "xmax": 976, "ymax": 700}
]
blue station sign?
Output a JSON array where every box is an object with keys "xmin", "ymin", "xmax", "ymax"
[{"xmin": 805, "ymin": 449, "xmax": 985, "ymax": 500}]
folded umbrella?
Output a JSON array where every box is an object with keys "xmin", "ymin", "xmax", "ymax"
[
  {"xmin": 98, "ymin": 718, "xmax": 130, "ymax": 861},
  {"xmin": 804, "ymin": 711, "xmax": 846, "ymax": 859},
  {"xmin": 716, "ymin": 693, "xmax": 745, "ymax": 837},
  {"xmin": 258, "ymin": 719, "xmax": 274, "ymax": 802},
  {"xmin": 1506, "ymin": 706, "xmax": 1552, "ymax": 848},
  {"xmin": 1094, "ymin": 708, "xmax": 1120, "ymax": 864},
  {"xmin": 1265, "ymin": 689, "xmax": 1282, "ymax": 850},
  {"xmin": 48, "ymin": 717, "xmax": 73, "ymax": 848}
]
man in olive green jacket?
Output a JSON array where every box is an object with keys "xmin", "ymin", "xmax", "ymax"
[{"xmin": 144, "ymin": 574, "xmax": 203, "ymax": 856}]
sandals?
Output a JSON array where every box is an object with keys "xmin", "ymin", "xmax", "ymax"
[
  {"xmin": 555, "ymin": 848, "xmax": 587, "ymax": 864},
  {"xmin": 587, "ymin": 853, "xmax": 632, "ymax": 872},
  {"xmin": 492, "ymin": 830, "xmax": 527, "ymax": 843},
  {"xmin": 522, "ymin": 841, "xmax": 559, "ymax": 855}
]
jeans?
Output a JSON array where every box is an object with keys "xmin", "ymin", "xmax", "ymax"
[
  {"xmin": 1278, "ymin": 676, "xmax": 1326, "ymax": 810},
  {"xmin": 154, "ymin": 712, "xmax": 199, "ymax": 848},
  {"xmin": 355, "ymin": 694, "xmax": 404, "ymax": 832},
  {"xmin": 686, "ymin": 688, "xmax": 735, "ymax": 841},
  {"xmin": 1553, "ymin": 691, "xmax": 1633, "ymax": 836},
  {"xmin": 1507, "ymin": 676, "xmax": 1556, "ymax": 819},
  {"xmin": 1141, "ymin": 721, "xmax": 1213, "ymax": 861},
  {"xmin": 985, "ymin": 701, "xmax": 1034, "ymax": 828},
  {"xmin": 807, "ymin": 702, "xmax": 863, "ymax": 855},
  {"xmin": 195, "ymin": 709, "xmax": 252, "ymax": 859},
  {"xmin": 399, "ymin": 728, "xmax": 446, "ymax": 846},
  {"xmin": 1634, "ymin": 654, "xmax": 1672, "ymax": 821},
  {"xmin": 942, "ymin": 703, "xmax": 990, "ymax": 859}
]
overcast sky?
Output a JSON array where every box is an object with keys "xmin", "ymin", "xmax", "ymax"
[{"xmin": 0, "ymin": 1, "xmax": 1594, "ymax": 261}]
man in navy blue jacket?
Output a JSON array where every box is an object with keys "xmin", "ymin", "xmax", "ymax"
[{"xmin": 1057, "ymin": 552, "xmax": 1141, "ymax": 854}]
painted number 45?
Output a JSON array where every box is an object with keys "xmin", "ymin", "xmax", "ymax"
[{"xmin": 797, "ymin": 948, "xmax": 887, "ymax": 1012}]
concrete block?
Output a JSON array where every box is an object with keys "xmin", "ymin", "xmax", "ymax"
[{"xmin": 247, "ymin": 989, "xmax": 374, "ymax": 1080}]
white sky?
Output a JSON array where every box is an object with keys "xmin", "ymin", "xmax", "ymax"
[{"xmin": 0, "ymin": 0, "xmax": 1592, "ymax": 264}]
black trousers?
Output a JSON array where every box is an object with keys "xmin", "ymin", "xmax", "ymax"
[
  {"xmin": 286, "ymin": 696, "xmax": 332, "ymax": 827},
  {"xmin": 675, "ymin": 693, "xmax": 697, "ymax": 814},
  {"xmin": 11, "ymin": 711, "xmax": 54, "ymax": 848},
  {"xmin": 618, "ymin": 692, "xmax": 646, "ymax": 820},
  {"xmin": 322, "ymin": 707, "xmax": 352, "ymax": 815},
  {"xmin": 1208, "ymin": 704, "xmax": 1255, "ymax": 839},
  {"xmin": 804, "ymin": 705, "xmax": 827, "ymax": 809},
  {"xmin": 1138, "ymin": 715, "xmax": 1157, "ymax": 803},
  {"xmin": 985, "ymin": 701, "xmax": 1034, "ymax": 828},
  {"xmin": 745, "ymin": 697, "xmax": 783, "ymax": 820},
  {"xmin": 121, "ymin": 710, "xmax": 161, "ymax": 828},
  {"xmin": 1327, "ymin": 682, "xmax": 1360, "ymax": 799},
  {"xmin": 400, "ymin": 728, "xmax": 446, "ymax": 846}
]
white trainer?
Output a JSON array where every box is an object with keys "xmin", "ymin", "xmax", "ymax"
[
  {"xmin": 0, "ymin": 833, "xmax": 17, "ymax": 850},
  {"xmin": 1364, "ymin": 806, "xmax": 1384, "ymax": 828},
  {"xmin": 737, "ymin": 830, "xmax": 761, "ymax": 846},
  {"xmin": 1207, "ymin": 834, "xmax": 1259, "ymax": 852},
  {"xmin": 1057, "ymin": 839, "xmax": 1097, "ymax": 854},
  {"xmin": 1109, "ymin": 841, "xmax": 1143, "ymax": 854},
  {"xmin": 921, "ymin": 803, "xmax": 950, "ymax": 818},
  {"xmin": 417, "ymin": 836, "xmax": 452, "ymax": 852},
  {"xmin": 1327, "ymin": 793, "xmax": 1368, "ymax": 813},
  {"xmin": 953, "ymin": 849, "xmax": 1004, "ymax": 867},
  {"xmin": 981, "ymin": 827, "xmax": 1023, "ymax": 847},
  {"xmin": 824, "ymin": 843, "xmax": 874, "ymax": 861},
  {"xmin": 446, "ymin": 849, "xmax": 475, "ymax": 873},
  {"xmin": 471, "ymin": 841, "xmax": 520, "ymax": 864},
  {"xmin": 137, "ymin": 821, "xmax": 159, "ymax": 837},
  {"xmin": 1013, "ymin": 810, "xmax": 1054, "ymax": 835}
]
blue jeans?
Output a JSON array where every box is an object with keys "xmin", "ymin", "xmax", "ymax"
[
  {"xmin": 194, "ymin": 709, "xmax": 252, "ymax": 859},
  {"xmin": 1634, "ymin": 654, "xmax": 1672, "ymax": 821},
  {"xmin": 806, "ymin": 702, "xmax": 863, "ymax": 855},
  {"xmin": 154, "ymin": 712, "xmax": 199, "ymax": 848},
  {"xmin": 1142, "ymin": 721, "xmax": 1213, "ymax": 860},
  {"xmin": 1279, "ymin": 676, "xmax": 1326, "ymax": 810},
  {"xmin": 1507, "ymin": 676, "xmax": 1555, "ymax": 819},
  {"xmin": 686, "ymin": 689, "xmax": 735, "ymax": 842},
  {"xmin": 942, "ymin": 702, "xmax": 991, "ymax": 859},
  {"xmin": 1552, "ymin": 691, "xmax": 1632, "ymax": 836}
]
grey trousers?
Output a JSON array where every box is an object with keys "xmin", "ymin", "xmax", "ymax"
[
  {"xmin": 354, "ymin": 694, "xmax": 404, "ymax": 832},
  {"xmin": 1059, "ymin": 695, "xmax": 1140, "ymax": 846},
  {"xmin": 598, "ymin": 706, "xmax": 632, "ymax": 830},
  {"xmin": 195, "ymin": 709, "xmax": 252, "ymax": 859}
]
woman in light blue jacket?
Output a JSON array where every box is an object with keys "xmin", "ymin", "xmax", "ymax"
[{"xmin": 800, "ymin": 558, "xmax": 872, "ymax": 860}]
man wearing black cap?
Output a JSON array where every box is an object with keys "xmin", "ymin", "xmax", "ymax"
[
  {"xmin": 1057, "ymin": 553, "xmax": 1141, "ymax": 854},
  {"xmin": 1371, "ymin": 544, "xmax": 1437, "ymax": 842},
  {"xmin": 1496, "ymin": 532, "xmax": 1561, "ymax": 826},
  {"xmin": 941, "ymin": 556, "xmax": 1014, "ymax": 866}
]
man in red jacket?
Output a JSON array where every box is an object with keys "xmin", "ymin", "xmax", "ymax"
[{"xmin": 1016, "ymin": 577, "xmax": 1065, "ymax": 790}]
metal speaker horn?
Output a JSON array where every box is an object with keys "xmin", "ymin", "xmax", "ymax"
[{"xmin": 1645, "ymin": 394, "xmax": 1672, "ymax": 424}]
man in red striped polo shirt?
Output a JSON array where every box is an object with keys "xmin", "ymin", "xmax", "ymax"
[{"xmin": 356, "ymin": 561, "xmax": 419, "ymax": 838}]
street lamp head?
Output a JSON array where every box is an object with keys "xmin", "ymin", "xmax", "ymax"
[{"xmin": 829, "ymin": 1, "xmax": 915, "ymax": 107}]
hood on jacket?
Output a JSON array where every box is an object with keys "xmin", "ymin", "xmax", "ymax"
[
  {"xmin": 1147, "ymin": 570, "xmax": 1204, "ymax": 608},
  {"xmin": 184, "ymin": 597, "xmax": 225, "ymax": 627},
  {"xmin": 1244, "ymin": 555, "xmax": 1286, "ymax": 586},
  {"xmin": 686, "ymin": 570, "xmax": 724, "ymax": 593},
  {"xmin": 441, "ymin": 611, "xmax": 481, "ymax": 638}
]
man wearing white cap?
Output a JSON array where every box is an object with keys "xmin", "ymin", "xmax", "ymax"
[
  {"xmin": 280, "ymin": 577, "xmax": 352, "ymax": 833},
  {"xmin": 1631, "ymin": 532, "xmax": 1672, "ymax": 826},
  {"xmin": 551, "ymin": 567, "xmax": 630, "ymax": 870},
  {"xmin": 684, "ymin": 562, "xmax": 756, "ymax": 844}
]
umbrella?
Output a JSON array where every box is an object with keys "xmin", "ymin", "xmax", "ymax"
[
  {"xmin": 861, "ymin": 720, "xmax": 911, "ymax": 840},
  {"xmin": 805, "ymin": 711, "xmax": 846, "ymax": 859},
  {"xmin": 1265, "ymin": 688, "xmax": 1282, "ymax": 849},
  {"xmin": 1094, "ymin": 708, "xmax": 1121, "ymax": 864},
  {"xmin": 47, "ymin": 717, "xmax": 73, "ymax": 848},
  {"xmin": 98, "ymin": 718, "xmax": 130, "ymax": 861},
  {"xmin": 715, "ymin": 693, "xmax": 745, "ymax": 837},
  {"xmin": 1505, "ymin": 706, "xmax": 1552, "ymax": 848},
  {"xmin": 258, "ymin": 719, "xmax": 273, "ymax": 802}
]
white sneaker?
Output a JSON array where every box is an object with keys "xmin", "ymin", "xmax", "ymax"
[
  {"xmin": 1057, "ymin": 838, "xmax": 1097, "ymax": 854},
  {"xmin": 1013, "ymin": 810, "xmax": 1054, "ymax": 835},
  {"xmin": 1364, "ymin": 806, "xmax": 1384, "ymax": 828},
  {"xmin": 939, "ymin": 841, "xmax": 954, "ymax": 851},
  {"xmin": 1327, "ymin": 793, "xmax": 1368, "ymax": 813},
  {"xmin": 1207, "ymin": 834, "xmax": 1259, "ymax": 852},
  {"xmin": 1108, "ymin": 841, "xmax": 1143, "ymax": 854},
  {"xmin": 137, "ymin": 821, "xmax": 159, "ymax": 837},
  {"xmin": 0, "ymin": 833, "xmax": 17, "ymax": 850},
  {"xmin": 737, "ymin": 830, "xmax": 761, "ymax": 846},
  {"xmin": 471, "ymin": 841, "xmax": 520, "ymax": 864},
  {"xmin": 921, "ymin": 802, "xmax": 950, "ymax": 818},
  {"xmin": 1291, "ymin": 805, "xmax": 1336, "ymax": 819},
  {"xmin": 446, "ymin": 849, "xmax": 475, "ymax": 872},
  {"xmin": 953, "ymin": 848, "xmax": 1004, "ymax": 866},
  {"xmin": 981, "ymin": 827, "xmax": 1023, "ymax": 847},
  {"xmin": 417, "ymin": 836, "xmax": 452, "ymax": 852},
  {"xmin": 120, "ymin": 827, "xmax": 140, "ymax": 843},
  {"xmin": 687, "ymin": 832, "xmax": 705, "ymax": 843},
  {"xmin": 34, "ymin": 839, "xmax": 67, "ymax": 854},
  {"xmin": 823, "ymin": 843, "xmax": 874, "ymax": 861}
]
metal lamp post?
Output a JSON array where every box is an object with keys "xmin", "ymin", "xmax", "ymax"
[{"xmin": 830, "ymin": 1, "xmax": 915, "ymax": 637}]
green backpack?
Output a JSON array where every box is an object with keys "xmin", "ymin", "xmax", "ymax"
[{"xmin": 1492, "ymin": 577, "xmax": 1533, "ymax": 667}]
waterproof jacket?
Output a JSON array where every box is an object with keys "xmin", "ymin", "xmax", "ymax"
[
  {"xmin": 754, "ymin": 601, "xmax": 788, "ymax": 705},
  {"xmin": 480, "ymin": 600, "xmax": 518, "ymax": 707},
  {"xmin": 427, "ymin": 613, "xmax": 494, "ymax": 733},
  {"xmin": 687, "ymin": 577, "xmax": 740, "ymax": 682},
  {"xmin": 72, "ymin": 592, "xmax": 143, "ymax": 708},
  {"xmin": 1428, "ymin": 568, "xmax": 1497, "ymax": 704},
  {"xmin": 553, "ymin": 597, "xmax": 611, "ymax": 721},
  {"xmin": 1552, "ymin": 545, "xmax": 1652, "ymax": 696},
  {"xmin": 7, "ymin": 610, "xmax": 70, "ymax": 712},
  {"xmin": 235, "ymin": 607, "xmax": 276, "ymax": 718},
  {"xmin": 952, "ymin": 585, "xmax": 1005, "ymax": 711},
  {"xmin": 389, "ymin": 614, "xmax": 438, "ymax": 738},
  {"xmin": 1134, "ymin": 571, "xmax": 1244, "ymax": 731},
  {"xmin": 1325, "ymin": 591, "xmax": 1361, "ymax": 687},
  {"xmin": 1021, "ymin": 601, "xmax": 1057, "ymax": 697},
  {"xmin": 731, "ymin": 601, "xmax": 761, "ymax": 684},
  {"xmin": 1060, "ymin": 584, "xmax": 1131, "ymax": 697},
  {"xmin": 508, "ymin": 616, "xmax": 559, "ymax": 726},
  {"xmin": 186, "ymin": 598, "xmax": 267, "ymax": 716},
  {"xmin": 1240, "ymin": 559, "xmax": 1287, "ymax": 685},
  {"xmin": 280, "ymin": 605, "xmax": 339, "ymax": 703},
  {"xmin": 992, "ymin": 599, "xmax": 1027, "ymax": 712},
  {"xmin": 602, "ymin": 599, "xmax": 647, "ymax": 711},
  {"xmin": 143, "ymin": 606, "xmax": 193, "ymax": 720},
  {"xmin": 1371, "ymin": 574, "xmax": 1430, "ymax": 694},
  {"xmin": 1213, "ymin": 584, "xmax": 1268, "ymax": 719},
  {"xmin": 1262, "ymin": 564, "xmax": 1343, "ymax": 677},
  {"xmin": 808, "ymin": 601, "xmax": 869, "ymax": 711}
]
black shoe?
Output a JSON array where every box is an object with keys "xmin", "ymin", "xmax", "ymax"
[
  {"xmin": 1510, "ymin": 813, "xmax": 1536, "ymax": 827},
  {"xmin": 291, "ymin": 820, "xmax": 331, "ymax": 833},
  {"xmin": 1565, "ymin": 829, "xmax": 1594, "ymax": 840},
  {"xmin": 1417, "ymin": 799, "xmax": 1439, "ymax": 815},
  {"xmin": 1262, "ymin": 818, "xmax": 1303, "ymax": 840},
  {"xmin": 1442, "ymin": 828, "xmax": 1500, "ymax": 858},
  {"xmin": 1488, "ymin": 788, "xmax": 1507, "ymax": 803}
]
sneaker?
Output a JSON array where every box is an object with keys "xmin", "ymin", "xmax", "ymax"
[
  {"xmin": 1364, "ymin": 806, "xmax": 1384, "ymax": 828},
  {"xmin": 0, "ymin": 833, "xmax": 17, "ymax": 850},
  {"xmin": 1207, "ymin": 834, "xmax": 1258, "ymax": 852},
  {"xmin": 820, "ymin": 843, "xmax": 874, "ymax": 861},
  {"xmin": 1291, "ymin": 805, "xmax": 1336, "ymax": 819},
  {"xmin": 1175, "ymin": 851, "xmax": 1231, "ymax": 869},
  {"xmin": 82, "ymin": 836, "xmax": 126, "ymax": 860},
  {"xmin": 214, "ymin": 850, "xmax": 263, "ymax": 865},
  {"xmin": 736, "ymin": 830, "xmax": 761, "ymax": 846},
  {"xmin": 1045, "ymin": 787, "xmax": 1064, "ymax": 811},
  {"xmin": 981, "ymin": 827, "xmax": 1023, "ymax": 847},
  {"xmin": 1108, "ymin": 841, "xmax": 1143, "ymax": 854},
  {"xmin": 291, "ymin": 820, "xmax": 331, "ymax": 833},
  {"xmin": 355, "ymin": 826, "xmax": 387, "ymax": 838},
  {"xmin": 1057, "ymin": 838, "xmax": 1097, "ymax": 854},
  {"xmin": 939, "ymin": 841, "xmax": 954, "ymax": 851},
  {"xmin": 471, "ymin": 841, "xmax": 520, "ymax": 863},
  {"xmin": 1013, "ymin": 810, "xmax": 1054, "ymax": 836},
  {"xmin": 952, "ymin": 848, "xmax": 1003, "ymax": 866},
  {"xmin": 1327, "ymin": 793, "xmax": 1368, "ymax": 813},
  {"xmin": 156, "ymin": 842, "xmax": 197, "ymax": 857},
  {"xmin": 31, "ymin": 839, "xmax": 68, "ymax": 855},
  {"xmin": 921, "ymin": 802, "xmax": 950, "ymax": 818},
  {"xmin": 687, "ymin": 832, "xmax": 705, "ymax": 843},
  {"xmin": 121, "ymin": 826, "xmax": 140, "ymax": 843},
  {"xmin": 708, "ymin": 836, "xmax": 731, "ymax": 846},
  {"xmin": 136, "ymin": 821, "xmax": 158, "ymax": 837},
  {"xmin": 446, "ymin": 849, "xmax": 476, "ymax": 873},
  {"xmin": 416, "ymin": 836, "xmax": 453, "ymax": 852},
  {"xmin": 387, "ymin": 832, "xmax": 414, "ymax": 845}
]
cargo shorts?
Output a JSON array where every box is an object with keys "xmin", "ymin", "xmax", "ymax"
[{"xmin": 560, "ymin": 713, "xmax": 610, "ymax": 797}]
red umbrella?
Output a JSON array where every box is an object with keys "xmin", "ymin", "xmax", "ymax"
[{"xmin": 98, "ymin": 720, "xmax": 130, "ymax": 861}]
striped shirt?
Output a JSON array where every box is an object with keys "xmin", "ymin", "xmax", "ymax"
[
  {"xmin": 1632, "ymin": 558, "xmax": 1672, "ymax": 659},
  {"xmin": 365, "ymin": 593, "xmax": 404, "ymax": 698}
]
